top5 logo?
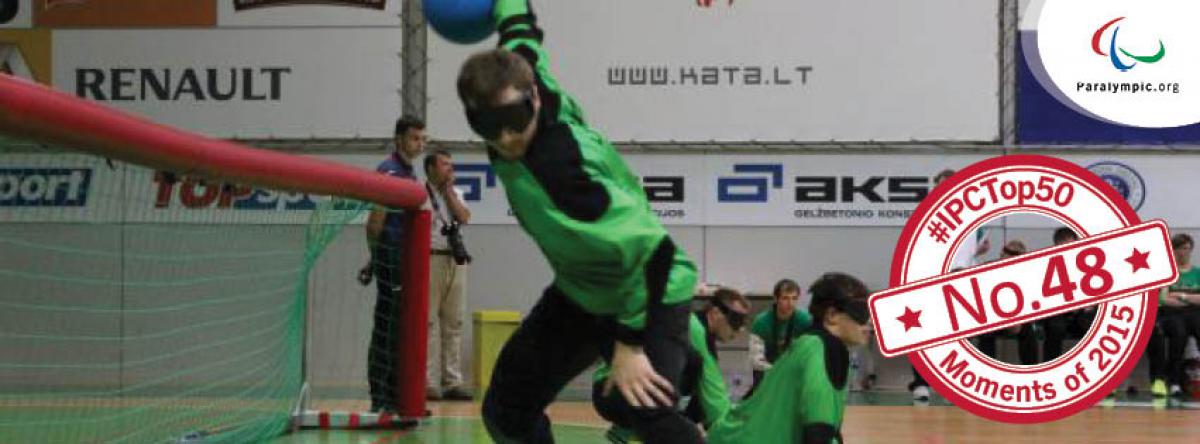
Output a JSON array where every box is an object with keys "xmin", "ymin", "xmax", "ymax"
[{"xmin": 1092, "ymin": 17, "xmax": 1165, "ymax": 72}]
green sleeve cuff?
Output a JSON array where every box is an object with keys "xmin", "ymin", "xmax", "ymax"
[{"xmin": 493, "ymin": 0, "xmax": 530, "ymax": 24}]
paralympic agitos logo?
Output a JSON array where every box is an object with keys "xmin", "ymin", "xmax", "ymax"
[
  {"xmin": 1030, "ymin": 0, "xmax": 1198, "ymax": 128},
  {"xmin": 1092, "ymin": 17, "xmax": 1166, "ymax": 72}
]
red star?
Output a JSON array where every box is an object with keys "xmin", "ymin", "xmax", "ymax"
[
  {"xmin": 897, "ymin": 306, "xmax": 923, "ymax": 332},
  {"xmin": 1126, "ymin": 248, "xmax": 1151, "ymax": 273}
]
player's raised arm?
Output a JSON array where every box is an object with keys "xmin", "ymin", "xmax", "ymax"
[{"xmin": 492, "ymin": 0, "xmax": 586, "ymax": 126}]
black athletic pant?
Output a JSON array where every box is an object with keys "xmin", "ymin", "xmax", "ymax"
[
  {"xmin": 1148, "ymin": 317, "xmax": 1168, "ymax": 383},
  {"xmin": 909, "ymin": 367, "xmax": 928, "ymax": 391},
  {"xmin": 977, "ymin": 325, "xmax": 1040, "ymax": 365},
  {"xmin": 1043, "ymin": 309, "xmax": 1095, "ymax": 361},
  {"xmin": 482, "ymin": 286, "xmax": 698, "ymax": 444},
  {"xmin": 1161, "ymin": 308, "xmax": 1200, "ymax": 387},
  {"xmin": 591, "ymin": 300, "xmax": 698, "ymax": 443},
  {"xmin": 368, "ymin": 240, "xmax": 404, "ymax": 412}
]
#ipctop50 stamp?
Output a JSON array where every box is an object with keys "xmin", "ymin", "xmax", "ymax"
[{"xmin": 872, "ymin": 155, "xmax": 1179, "ymax": 423}]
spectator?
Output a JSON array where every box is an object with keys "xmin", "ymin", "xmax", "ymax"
[
  {"xmin": 747, "ymin": 279, "xmax": 812, "ymax": 396},
  {"xmin": 975, "ymin": 240, "xmax": 1040, "ymax": 365},
  {"xmin": 356, "ymin": 116, "xmax": 426, "ymax": 413},
  {"xmin": 911, "ymin": 168, "xmax": 990, "ymax": 402},
  {"xmin": 422, "ymin": 149, "xmax": 473, "ymax": 401},
  {"xmin": 1042, "ymin": 228, "xmax": 1093, "ymax": 362},
  {"xmin": 1159, "ymin": 233, "xmax": 1200, "ymax": 398},
  {"xmin": 935, "ymin": 169, "xmax": 992, "ymax": 271}
]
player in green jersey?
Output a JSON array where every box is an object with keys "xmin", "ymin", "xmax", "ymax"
[
  {"xmin": 747, "ymin": 279, "xmax": 813, "ymax": 396},
  {"xmin": 1159, "ymin": 233, "xmax": 1200, "ymax": 397},
  {"xmin": 598, "ymin": 273, "xmax": 871, "ymax": 444},
  {"xmin": 455, "ymin": 1, "xmax": 702, "ymax": 442},
  {"xmin": 712, "ymin": 272, "xmax": 870, "ymax": 444}
]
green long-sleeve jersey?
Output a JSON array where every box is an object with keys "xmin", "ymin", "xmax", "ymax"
[
  {"xmin": 707, "ymin": 329, "xmax": 848, "ymax": 444},
  {"xmin": 489, "ymin": 0, "xmax": 697, "ymax": 340},
  {"xmin": 597, "ymin": 324, "xmax": 850, "ymax": 443},
  {"xmin": 750, "ymin": 308, "xmax": 814, "ymax": 363},
  {"xmin": 1161, "ymin": 265, "xmax": 1200, "ymax": 304},
  {"xmin": 594, "ymin": 314, "xmax": 732, "ymax": 428}
]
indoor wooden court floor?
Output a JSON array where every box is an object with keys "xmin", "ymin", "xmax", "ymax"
[{"xmin": 273, "ymin": 399, "xmax": 1200, "ymax": 443}]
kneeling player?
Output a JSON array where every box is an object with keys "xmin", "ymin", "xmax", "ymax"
[
  {"xmin": 598, "ymin": 273, "xmax": 872, "ymax": 444},
  {"xmin": 596, "ymin": 288, "xmax": 749, "ymax": 442}
]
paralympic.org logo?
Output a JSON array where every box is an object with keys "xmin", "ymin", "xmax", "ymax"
[
  {"xmin": 1092, "ymin": 17, "xmax": 1165, "ymax": 72},
  {"xmin": 1028, "ymin": 0, "xmax": 1200, "ymax": 128},
  {"xmin": 1077, "ymin": 16, "xmax": 1176, "ymax": 93}
]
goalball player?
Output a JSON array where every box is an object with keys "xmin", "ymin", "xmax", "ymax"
[
  {"xmin": 455, "ymin": 0, "xmax": 704, "ymax": 442},
  {"xmin": 598, "ymin": 273, "xmax": 872, "ymax": 444}
]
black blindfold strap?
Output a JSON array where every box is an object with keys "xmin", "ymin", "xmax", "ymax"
[
  {"xmin": 842, "ymin": 299, "xmax": 870, "ymax": 325},
  {"xmin": 713, "ymin": 298, "xmax": 747, "ymax": 329}
]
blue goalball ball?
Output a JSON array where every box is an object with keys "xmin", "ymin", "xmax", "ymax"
[{"xmin": 424, "ymin": 0, "xmax": 496, "ymax": 44}]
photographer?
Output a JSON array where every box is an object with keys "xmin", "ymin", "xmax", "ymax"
[{"xmin": 423, "ymin": 149, "xmax": 473, "ymax": 400}]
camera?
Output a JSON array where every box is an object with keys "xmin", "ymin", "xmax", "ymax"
[{"xmin": 441, "ymin": 220, "xmax": 472, "ymax": 265}]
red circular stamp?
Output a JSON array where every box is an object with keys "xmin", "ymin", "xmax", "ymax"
[{"xmin": 871, "ymin": 155, "xmax": 1179, "ymax": 423}]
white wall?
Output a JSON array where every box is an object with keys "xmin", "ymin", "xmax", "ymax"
[
  {"xmin": 304, "ymin": 220, "xmax": 1200, "ymax": 398},
  {"xmin": 4, "ymin": 151, "xmax": 1194, "ymax": 400}
]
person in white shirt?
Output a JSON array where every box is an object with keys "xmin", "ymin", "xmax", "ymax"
[
  {"xmin": 422, "ymin": 149, "xmax": 473, "ymax": 400},
  {"xmin": 909, "ymin": 169, "xmax": 991, "ymax": 402}
]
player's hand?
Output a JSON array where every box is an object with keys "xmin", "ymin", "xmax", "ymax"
[
  {"xmin": 443, "ymin": 170, "xmax": 456, "ymax": 192},
  {"xmin": 604, "ymin": 341, "xmax": 675, "ymax": 409},
  {"xmin": 357, "ymin": 265, "xmax": 373, "ymax": 286},
  {"xmin": 1162, "ymin": 292, "xmax": 1188, "ymax": 307}
]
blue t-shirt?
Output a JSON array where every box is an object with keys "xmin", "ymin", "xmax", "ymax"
[{"xmin": 376, "ymin": 153, "xmax": 415, "ymax": 241}]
